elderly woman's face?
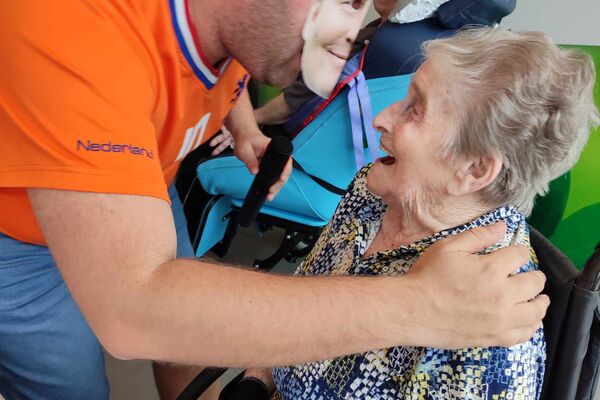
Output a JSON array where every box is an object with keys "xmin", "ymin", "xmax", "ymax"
[
  {"xmin": 368, "ymin": 61, "xmax": 456, "ymax": 207},
  {"xmin": 301, "ymin": 0, "xmax": 371, "ymax": 98}
]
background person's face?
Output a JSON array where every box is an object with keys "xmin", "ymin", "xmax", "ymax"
[{"xmin": 301, "ymin": 0, "xmax": 371, "ymax": 97}]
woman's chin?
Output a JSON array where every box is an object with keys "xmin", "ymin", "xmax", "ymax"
[{"xmin": 367, "ymin": 161, "xmax": 390, "ymax": 196}]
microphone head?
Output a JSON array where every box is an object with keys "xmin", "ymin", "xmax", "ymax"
[
  {"xmin": 269, "ymin": 135, "xmax": 294, "ymax": 155},
  {"xmin": 259, "ymin": 136, "xmax": 293, "ymax": 178}
]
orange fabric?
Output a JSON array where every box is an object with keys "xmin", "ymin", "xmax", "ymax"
[{"xmin": 0, "ymin": 1, "xmax": 248, "ymax": 245}]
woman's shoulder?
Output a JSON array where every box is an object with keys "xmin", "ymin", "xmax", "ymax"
[{"xmin": 470, "ymin": 206, "xmax": 538, "ymax": 274}]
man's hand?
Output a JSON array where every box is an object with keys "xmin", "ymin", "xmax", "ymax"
[
  {"xmin": 232, "ymin": 127, "xmax": 269, "ymax": 175},
  {"xmin": 209, "ymin": 126, "xmax": 235, "ymax": 156},
  {"xmin": 226, "ymin": 89, "xmax": 292, "ymax": 201},
  {"xmin": 233, "ymin": 129, "xmax": 292, "ymax": 201},
  {"xmin": 401, "ymin": 222, "xmax": 549, "ymax": 349}
]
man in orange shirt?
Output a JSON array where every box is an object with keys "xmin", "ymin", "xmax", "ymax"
[{"xmin": 0, "ymin": 1, "xmax": 547, "ymax": 399}]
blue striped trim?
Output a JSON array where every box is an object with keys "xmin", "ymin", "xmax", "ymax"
[{"xmin": 168, "ymin": 0, "xmax": 215, "ymax": 89}]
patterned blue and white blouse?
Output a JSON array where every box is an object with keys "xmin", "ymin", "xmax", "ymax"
[{"xmin": 272, "ymin": 165, "xmax": 546, "ymax": 400}]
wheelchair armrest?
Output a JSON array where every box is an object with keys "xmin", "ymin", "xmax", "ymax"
[{"xmin": 575, "ymin": 300, "xmax": 600, "ymax": 400}]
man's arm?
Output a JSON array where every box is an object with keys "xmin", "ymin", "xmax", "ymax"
[
  {"xmin": 254, "ymin": 93, "xmax": 293, "ymax": 126},
  {"xmin": 29, "ymin": 189, "xmax": 548, "ymax": 368}
]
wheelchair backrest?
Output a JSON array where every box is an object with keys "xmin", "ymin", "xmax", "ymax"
[
  {"xmin": 530, "ymin": 226, "xmax": 600, "ymax": 400},
  {"xmin": 530, "ymin": 226, "xmax": 579, "ymax": 398}
]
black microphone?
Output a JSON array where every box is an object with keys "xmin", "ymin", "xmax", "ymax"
[{"xmin": 238, "ymin": 136, "xmax": 293, "ymax": 227}]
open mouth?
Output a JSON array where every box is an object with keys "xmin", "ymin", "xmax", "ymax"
[
  {"xmin": 379, "ymin": 143, "xmax": 396, "ymax": 165},
  {"xmin": 380, "ymin": 155, "xmax": 396, "ymax": 165}
]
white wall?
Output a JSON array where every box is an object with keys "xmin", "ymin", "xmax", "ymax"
[
  {"xmin": 365, "ymin": 2, "xmax": 379, "ymax": 24},
  {"xmin": 365, "ymin": 0, "xmax": 600, "ymax": 46},
  {"xmin": 503, "ymin": 0, "xmax": 599, "ymax": 46}
]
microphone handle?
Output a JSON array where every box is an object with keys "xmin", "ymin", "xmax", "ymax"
[
  {"xmin": 238, "ymin": 136, "xmax": 292, "ymax": 227},
  {"xmin": 238, "ymin": 174, "xmax": 278, "ymax": 227}
]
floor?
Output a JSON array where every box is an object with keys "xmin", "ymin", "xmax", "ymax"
[{"xmin": 106, "ymin": 226, "xmax": 299, "ymax": 399}]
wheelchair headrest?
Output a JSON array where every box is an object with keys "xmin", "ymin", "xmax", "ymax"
[{"xmin": 436, "ymin": 0, "xmax": 517, "ymax": 29}]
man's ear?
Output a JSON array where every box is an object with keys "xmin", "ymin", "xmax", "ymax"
[{"xmin": 447, "ymin": 153, "xmax": 503, "ymax": 196}]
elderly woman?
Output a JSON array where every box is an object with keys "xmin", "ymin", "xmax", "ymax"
[{"xmin": 229, "ymin": 27, "xmax": 597, "ymax": 400}]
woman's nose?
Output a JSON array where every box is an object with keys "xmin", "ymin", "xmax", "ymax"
[{"xmin": 373, "ymin": 108, "xmax": 392, "ymax": 135}]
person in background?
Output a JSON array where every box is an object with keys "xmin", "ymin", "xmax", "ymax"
[
  {"xmin": 198, "ymin": 0, "xmax": 400, "ymax": 161},
  {"xmin": 254, "ymin": 0, "xmax": 400, "ymax": 128},
  {"xmin": 208, "ymin": 0, "xmax": 514, "ymax": 155}
]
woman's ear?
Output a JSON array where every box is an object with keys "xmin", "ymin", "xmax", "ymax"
[{"xmin": 447, "ymin": 153, "xmax": 503, "ymax": 196}]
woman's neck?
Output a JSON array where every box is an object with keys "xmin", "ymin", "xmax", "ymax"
[{"xmin": 379, "ymin": 195, "xmax": 492, "ymax": 247}]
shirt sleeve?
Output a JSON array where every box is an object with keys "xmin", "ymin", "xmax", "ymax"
[
  {"xmin": 399, "ymin": 330, "xmax": 545, "ymax": 399},
  {"xmin": 401, "ymin": 258, "xmax": 546, "ymax": 399},
  {"xmin": 0, "ymin": 1, "xmax": 168, "ymax": 202}
]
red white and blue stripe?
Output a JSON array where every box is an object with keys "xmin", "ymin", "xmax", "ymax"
[{"xmin": 169, "ymin": 0, "xmax": 231, "ymax": 89}]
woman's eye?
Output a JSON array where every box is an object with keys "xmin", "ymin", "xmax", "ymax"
[
  {"xmin": 399, "ymin": 100, "xmax": 422, "ymax": 121},
  {"xmin": 404, "ymin": 103, "xmax": 415, "ymax": 115}
]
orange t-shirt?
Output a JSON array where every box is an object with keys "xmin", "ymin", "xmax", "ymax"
[{"xmin": 0, "ymin": 0, "xmax": 249, "ymax": 245}]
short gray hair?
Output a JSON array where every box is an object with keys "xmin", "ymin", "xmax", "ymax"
[{"xmin": 422, "ymin": 27, "xmax": 599, "ymax": 215}]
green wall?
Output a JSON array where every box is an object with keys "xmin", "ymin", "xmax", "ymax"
[{"xmin": 528, "ymin": 45, "xmax": 600, "ymax": 268}]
